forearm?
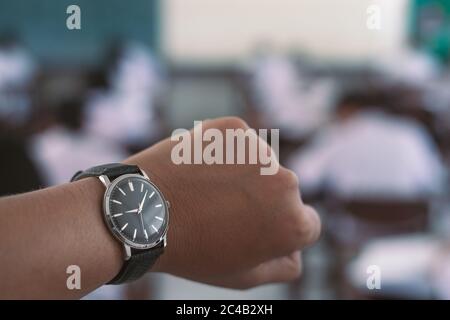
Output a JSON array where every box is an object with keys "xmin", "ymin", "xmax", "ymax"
[
  {"xmin": 0, "ymin": 178, "xmax": 123, "ymax": 299},
  {"xmin": 0, "ymin": 139, "xmax": 174, "ymax": 299}
]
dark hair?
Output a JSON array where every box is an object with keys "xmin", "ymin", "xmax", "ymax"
[
  {"xmin": 336, "ymin": 89, "xmax": 391, "ymax": 114},
  {"xmin": 55, "ymin": 97, "xmax": 85, "ymax": 131},
  {"xmin": 0, "ymin": 136, "xmax": 43, "ymax": 195}
]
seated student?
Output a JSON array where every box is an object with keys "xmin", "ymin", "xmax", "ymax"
[
  {"xmin": 288, "ymin": 93, "xmax": 446, "ymax": 200},
  {"xmin": 84, "ymin": 42, "xmax": 165, "ymax": 151},
  {"xmin": 29, "ymin": 97, "xmax": 128, "ymax": 186},
  {"xmin": 0, "ymin": 33, "xmax": 41, "ymax": 195},
  {"xmin": 250, "ymin": 51, "xmax": 336, "ymax": 140},
  {"xmin": 0, "ymin": 34, "xmax": 36, "ymax": 128}
]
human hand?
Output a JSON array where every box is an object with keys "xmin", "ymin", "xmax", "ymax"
[{"xmin": 125, "ymin": 117, "xmax": 321, "ymax": 289}]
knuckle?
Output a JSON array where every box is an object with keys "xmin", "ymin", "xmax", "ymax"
[{"xmin": 276, "ymin": 168, "xmax": 299, "ymax": 190}]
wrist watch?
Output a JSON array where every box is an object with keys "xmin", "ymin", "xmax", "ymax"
[{"xmin": 71, "ymin": 163, "xmax": 169, "ymax": 285}]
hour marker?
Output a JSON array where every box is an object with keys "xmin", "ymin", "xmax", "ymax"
[
  {"xmin": 118, "ymin": 187, "xmax": 126, "ymax": 196},
  {"xmin": 112, "ymin": 200, "xmax": 122, "ymax": 205},
  {"xmin": 120, "ymin": 223, "xmax": 128, "ymax": 231},
  {"xmin": 151, "ymin": 225, "xmax": 158, "ymax": 232},
  {"xmin": 140, "ymin": 183, "xmax": 144, "ymax": 192},
  {"xmin": 155, "ymin": 216, "xmax": 163, "ymax": 221},
  {"xmin": 133, "ymin": 228, "xmax": 137, "ymax": 241},
  {"xmin": 149, "ymin": 191, "xmax": 155, "ymax": 199},
  {"xmin": 128, "ymin": 181, "xmax": 134, "ymax": 192},
  {"xmin": 155, "ymin": 204, "xmax": 162, "ymax": 208},
  {"xmin": 144, "ymin": 229, "xmax": 148, "ymax": 240},
  {"xmin": 113, "ymin": 213, "xmax": 123, "ymax": 218}
]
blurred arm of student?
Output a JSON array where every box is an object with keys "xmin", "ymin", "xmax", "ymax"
[{"xmin": 0, "ymin": 117, "xmax": 320, "ymax": 299}]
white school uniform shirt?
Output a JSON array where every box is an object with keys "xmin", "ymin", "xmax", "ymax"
[
  {"xmin": 29, "ymin": 126, "xmax": 129, "ymax": 187},
  {"xmin": 0, "ymin": 46, "xmax": 36, "ymax": 90},
  {"xmin": 252, "ymin": 54, "xmax": 336, "ymax": 139},
  {"xmin": 84, "ymin": 90, "xmax": 160, "ymax": 147},
  {"xmin": 0, "ymin": 47, "xmax": 36, "ymax": 124},
  {"xmin": 85, "ymin": 43, "xmax": 164, "ymax": 147},
  {"xmin": 289, "ymin": 111, "xmax": 446, "ymax": 199}
]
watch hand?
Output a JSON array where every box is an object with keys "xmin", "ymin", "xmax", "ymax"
[
  {"xmin": 139, "ymin": 208, "xmax": 146, "ymax": 236},
  {"xmin": 138, "ymin": 190, "xmax": 148, "ymax": 213},
  {"xmin": 125, "ymin": 209, "xmax": 139, "ymax": 213}
]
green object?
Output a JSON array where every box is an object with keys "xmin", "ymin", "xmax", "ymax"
[{"xmin": 410, "ymin": 0, "xmax": 450, "ymax": 63}]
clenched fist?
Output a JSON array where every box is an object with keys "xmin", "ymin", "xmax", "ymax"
[{"xmin": 126, "ymin": 117, "xmax": 321, "ymax": 289}]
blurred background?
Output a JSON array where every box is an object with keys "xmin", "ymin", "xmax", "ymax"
[{"xmin": 1, "ymin": 0, "xmax": 450, "ymax": 299}]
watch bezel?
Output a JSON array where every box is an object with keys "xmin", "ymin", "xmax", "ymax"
[{"xmin": 103, "ymin": 173, "xmax": 169, "ymax": 250}]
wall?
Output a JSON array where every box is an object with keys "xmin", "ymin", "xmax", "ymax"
[{"xmin": 162, "ymin": 0, "xmax": 410, "ymax": 64}]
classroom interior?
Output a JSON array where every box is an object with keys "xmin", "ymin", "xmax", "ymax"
[{"xmin": 1, "ymin": 0, "xmax": 450, "ymax": 299}]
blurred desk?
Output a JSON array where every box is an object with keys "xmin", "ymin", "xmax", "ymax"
[
  {"xmin": 347, "ymin": 235, "xmax": 439, "ymax": 299},
  {"xmin": 325, "ymin": 198, "xmax": 430, "ymax": 298}
]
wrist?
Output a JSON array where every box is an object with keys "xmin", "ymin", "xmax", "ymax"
[
  {"xmin": 71, "ymin": 177, "xmax": 123, "ymax": 283},
  {"xmin": 123, "ymin": 146, "xmax": 179, "ymax": 274}
]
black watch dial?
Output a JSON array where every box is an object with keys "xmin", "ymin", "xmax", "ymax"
[{"xmin": 106, "ymin": 175, "xmax": 168, "ymax": 248}]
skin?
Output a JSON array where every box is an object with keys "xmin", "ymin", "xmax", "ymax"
[{"xmin": 0, "ymin": 117, "xmax": 321, "ymax": 299}]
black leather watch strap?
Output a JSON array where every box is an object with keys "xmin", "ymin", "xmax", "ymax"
[
  {"xmin": 71, "ymin": 163, "xmax": 141, "ymax": 182},
  {"xmin": 71, "ymin": 163, "xmax": 164, "ymax": 285},
  {"xmin": 107, "ymin": 242, "xmax": 164, "ymax": 285}
]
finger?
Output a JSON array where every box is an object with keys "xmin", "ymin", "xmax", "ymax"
[
  {"xmin": 296, "ymin": 204, "xmax": 321, "ymax": 249},
  {"xmin": 278, "ymin": 204, "xmax": 321, "ymax": 256}
]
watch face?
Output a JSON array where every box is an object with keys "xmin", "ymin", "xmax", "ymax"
[{"xmin": 105, "ymin": 174, "xmax": 168, "ymax": 249}]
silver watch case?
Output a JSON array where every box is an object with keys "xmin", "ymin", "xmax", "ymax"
[{"xmin": 99, "ymin": 172, "xmax": 169, "ymax": 259}]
